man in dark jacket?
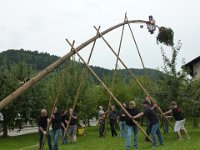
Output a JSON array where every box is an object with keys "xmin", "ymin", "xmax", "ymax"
[
  {"xmin": 125, "ymin": 101, "xmax": 140, "ymax": 150},
  {"xmin": 38, "ymin": 109, "xmax": 52, "ymax": 150},
  {"xmin": 108, "ymin": 105, "xmax": 118, "ymax": 137},
  {"xmin": 51, "ymin": 107, "xmax": 61, "ymax": 150},
  {"xmin": 133, "ymin": 101, "xmax": 164, "ymax": 147},
  {"xmin": 61, "ymin": 110, "xmax": 68, "ymax": 144}
]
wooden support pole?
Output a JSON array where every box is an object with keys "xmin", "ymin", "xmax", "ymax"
[
  {"xmin": 125, "ymin": 14, "xmax": 152, "ymax": 92},
  {"xmin": 41, "ymin": 42, "xmax": 75, "ymax": 150},
  {"xmin": 108, "ymin": 17, "xmax": 125, "ymax": 108},
  {"xmin": 62, "ymin": 27, "xmax": 100, "ymax": 143},
  {"xmin": 93, "ymin": 26, "xmax": 171, "ymax": 124},
  {"xmin": 0, "ymin": 19, "xmax": 151, "ymax": 111},
  {"xmin": 66, "ymin": 39, "xmax": 154, "ymax": 144}
]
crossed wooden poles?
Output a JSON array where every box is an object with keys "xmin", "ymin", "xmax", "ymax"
[
  {"xmin": 0, "ymin": 16, "xmax": 173, "ymax": 148},
  {"xmin": 0, "ymin": 19, "xmax": 150, "ymax": 111},
  {"xmin": 65, "ymin": 38, "xmax": 154, "ymax": 143}
]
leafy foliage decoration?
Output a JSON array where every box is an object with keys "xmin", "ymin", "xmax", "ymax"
[{"xmin": 157, "ymin": 27, "xmax": 174, "ymax": 46}]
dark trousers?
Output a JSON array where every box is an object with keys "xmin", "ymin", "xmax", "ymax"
[
  {"xmin": 145, "ymin": 120, "xmax": 152, "ymax": 141},
  {"xmin": 38, "ymin": 130, "xmax": 52, "ymax": 150},
  {"xmin": 110, "ymin": 120, "xmax": 117, "ymax": 137},
  {"xmin": 99, "ymin": 122, "xmax": 105, "ymax": 137}
]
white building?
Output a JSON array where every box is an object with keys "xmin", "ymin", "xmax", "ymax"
[{"xmin": 183, "ymin": 56, "xmax": 200, "ymax": 79}]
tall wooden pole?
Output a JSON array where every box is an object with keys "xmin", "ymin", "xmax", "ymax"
[
  {"xmin": 94, "ymin": 26, "xmax": 171, "ymax": 124},
  {"xmin": 125, "ymin": 15, "xmax": 152, "ymax": 92},
  {"xmin": 0, "ymin": 20, "xmax": 150, "ymax": 111},
  {"xmin": 62, "ymin": 27, "xmax": 100, "ymax": 143},
  {"xmin": 108, "ymin": 19, "xmax": 125, "ymax": 108},
  {"xmin": 66, "ymin": 39, "xmax": 154, "ymax": 144}
]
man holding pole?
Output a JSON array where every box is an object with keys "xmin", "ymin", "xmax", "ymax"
[
  {"xmin": 125, "ymin": 101, "xmax": 140, "ymax": 149},
  {"xmin": 66, "ymin": 108, "xmax": 78, "ymax": 144},
  {"xmin": 38, "ymin": 109, "xmax": 52, "ymax": 150},
  {"xmin": 51, "ymin": 106, "xmax": 61, "ymax": 150},
  {"xmin": 164, "ymin": 101, "xmax": 190, "ymax": 140},
  {"xmin": 133, "ymin": 101, "xmax": 164, "ymax": 147}
]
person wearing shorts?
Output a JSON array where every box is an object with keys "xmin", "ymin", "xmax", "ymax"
[
  {"xmin": 66, "ymin": 108, "xmax": 78, "ymax": 144},
  {"xmin": 164, "ymin": 101, "xmax": 190, "ymax": 140}
]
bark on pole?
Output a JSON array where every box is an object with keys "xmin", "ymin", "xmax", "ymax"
[{"xmin": 0, "ymin": 20, "xmax": 150, "ymax": 111}]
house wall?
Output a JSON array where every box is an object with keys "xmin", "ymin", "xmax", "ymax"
[{"xmin": 193, "ymin": 61, "xmax": 200, "ymax": 79}]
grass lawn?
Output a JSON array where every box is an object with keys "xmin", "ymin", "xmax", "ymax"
[{"xmin": 0, "ymin": 124, "xmax": 200, "ymax": 150}]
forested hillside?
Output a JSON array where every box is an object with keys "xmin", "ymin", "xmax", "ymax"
[{"xmin": 0, "ymin": 49, "xmax": 162, "ymax": 80}]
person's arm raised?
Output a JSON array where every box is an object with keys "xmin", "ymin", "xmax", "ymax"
[{"xmin": 133, "ymin": 112, "xmax": 144, "ymax": 119}]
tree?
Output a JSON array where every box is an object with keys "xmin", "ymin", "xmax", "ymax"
[
  {"xmin": 154, "ymin": 41, "xmax": 186, "ymax": 109},
  {"xmin": 0, "ymin": 62, "xmax": 49, "ymax": 137}
]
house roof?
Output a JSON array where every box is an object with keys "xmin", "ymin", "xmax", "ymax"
[
  {"xmin": 184, "ymin": 56, "xmax": 200, "ymax": 67},
  {"xmin": 182, "ymin": 56, "xmax": 200, "ymax": 76}
]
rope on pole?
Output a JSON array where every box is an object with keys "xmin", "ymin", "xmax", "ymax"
[{"xmin": 66, "ymin": 39, "xmax": 154, "ymax": 144}]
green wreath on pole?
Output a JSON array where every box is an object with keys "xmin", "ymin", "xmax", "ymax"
[{"xmin": 157, "ymin": 27, "xmax": 174, "ymax": 46}]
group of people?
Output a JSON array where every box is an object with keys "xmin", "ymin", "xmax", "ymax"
[
  {"xmin": 38, "ymin": 97, "xmax": 190, "ymax": 150},
  {"xmin": 98, "ymin": 97, "xmax": 190, "ymax": 149},
  {"xmin": 37, "ymin": 107, "xmax": 78, "ymax": 150}
]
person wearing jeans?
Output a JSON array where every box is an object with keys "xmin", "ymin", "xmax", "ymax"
[
  {"xmin": 61, "ymin": 110, "xmax": 68, "ymax": 144},
  {"xmin": 51, "ymin": 107, "xmax": 62, "ymax": 150},
  {"xmin": 53, "ymin": 129, "xmax": 60, "ymax": 150},
  {"xmin": 133, "ymin": 100, "xmax": 164, "ymax": 147},
  {"xmin": 125, "ymin": 101, "xmax": 140, "ymax": 150},
  {"xmin": 119, "ymin": 103, "xmax": 127, "ymax": 138},
  {"xmin": 38, "ymin": 109, "xmax": 52, "ymax": 150},
  {"xmin": 151, "ymin": 123, "xmax": 164, "ymax": 146},
  {"xmin": 126, "ymin": 126, "xmax": 138, "ymax": 149}
]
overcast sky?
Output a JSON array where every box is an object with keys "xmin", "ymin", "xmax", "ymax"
[{"xmin": 0, "ymin": 0, "xmax": 199, "ymax": 70}]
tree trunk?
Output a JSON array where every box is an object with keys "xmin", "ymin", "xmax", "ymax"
[
  {"xmin": 3, "ymin": 121, "xmax": 8, "ymax": 137},
  {"xmin": 87, "ymin": 118, "xmax": 90, "ymax": 127},
  {"xmin": 193, "ymin": 116, "xmax": 198, "ymax": 128}
]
